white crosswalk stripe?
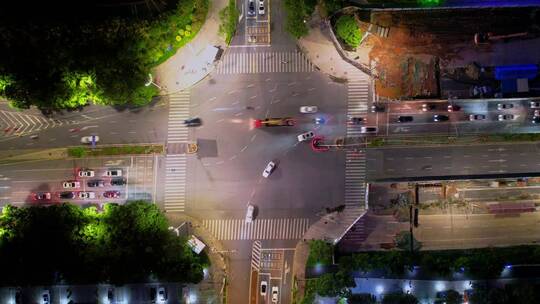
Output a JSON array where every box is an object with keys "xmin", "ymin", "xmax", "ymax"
[
  {"xmin": 0, "ymin": 110, "xmax": 77, "ymax": 137},
  {"xmin": 163, "ymin": 154, "xmax": 186, "ymax": 212},
  {"xmin": 344, "ymin": 69, "xmax": 369, "ymax": 221},
  {"xmin": 216, "ymin": 51, "xmax": 315, "ymax": 74},
  {"xmin": 167, "ymin": 91, "xmax": 190, "ymax": 143},
  {"xmin": 202, "ymin": 218, "xmax": 310, "ymax": 241},
  {"xmin": 346, "ymin": 71, "xmax": 370, "ymax": 137},
  {"xmin": 251, "ymin": 240, "xmax": 262, "ymax": 271}
]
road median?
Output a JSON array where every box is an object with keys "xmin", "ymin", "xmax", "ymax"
[
  {"xmin": 67, "ymin": 144, "xmax": 164, "ymax": 158},
  {"xmin": 368, "ymin": 133, "xmax": 540, "ymax": 148},
  {"xmin": 0, "ymin": 144, "xmax": 164, "ymax": 164}
]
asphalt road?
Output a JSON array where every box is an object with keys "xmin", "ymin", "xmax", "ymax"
[
  {"xmin": 368, "ymin": 98, "xmax": 540, "ymax": 137},
  {"xmin": 188, "ymin": 65, "xmax": 347, "ymax": 303},
  {"xmin": 367, "ymin": 142, "xmax": 540, "ymax": 181},
  {"xmin": 0, "ymin": 101, "xmax": 168, "ymax": 150},
  {"xmin": 415, "ymin": 211, "xmax": 540, "ymax": 250}
]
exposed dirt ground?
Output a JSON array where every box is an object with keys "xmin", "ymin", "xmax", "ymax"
[{"xmin": 366, "ymin": 8, "xmax": 540, "ymax": 99}]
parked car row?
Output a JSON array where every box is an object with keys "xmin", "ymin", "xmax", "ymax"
[
  {"xmin": 32, "ymin": 190, "xmax": 122, "ymax": 201},
  {"xmin": 260, "ymin": 280, "xmax": 279, "ymax": 303},
  {"xmin": 248, "ymin": 0, "xmax": 265, "ymax": 16}
]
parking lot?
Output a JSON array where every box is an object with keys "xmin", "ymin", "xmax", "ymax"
[
  {"xmin": 245, "ymin": 0, "xmax": 271, "ymax": 45},
  {"xmin": 0, "ymin": 155, "xmax": 158, "ymax": 207}
]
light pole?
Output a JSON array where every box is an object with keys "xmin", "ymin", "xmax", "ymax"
[
  {"xmin": 145, "ymin": 73, "xmax": 162, "ymax": 90},
  {"xmin": 168, "ymin": 222, "xmax": 187, "ymax": 236}
]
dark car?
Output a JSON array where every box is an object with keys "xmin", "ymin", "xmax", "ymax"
[
  {"xmin": 59, "ymin": 192, "xmax": 76, "ymax": 199},
  {"xmin": 248, "ymin": 0, "xmax": 256, "ymax": 16},
  {"xmin": 150, "ymin": 287, "xmax": 157, "ymax": 302},
  {"xmin": 107, "ymin": 288, "xmax": 114, "ymax": 301},
  {"xmin": 87, "ymin": 180, "xmax": 105, "ymax": 187},
  {"xmin": 348, "ymin": 117, "xmax": 364, "ymax": 125},
  {"xmin": 533, "ymin": 116, "xmax": 540, "ymax": 124},
  {"xmin": 184, "ymin": 117, "xmax": 202, "ymax": 127},
  {"xmin": 433, "ymin": 114, "xmax": 449, "ymax": 122},
  {"xmin": 111, "ymin": 178, "xmax": 126, "ymax": 186},
  {"xmin": 371, "ymin": 104, "xmax": 385, "ymax": 113},
  {"xmin": 397, "ymin": 116, "xmax": 413, "ymax": 123},
  {"xmin": 104, "ymin": 190, "xmax": 121, "ymax": 199}
]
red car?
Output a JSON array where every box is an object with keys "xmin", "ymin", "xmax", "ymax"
[
  {"xmin": 32, "ymin": 192, "xmax": 52, "ymax": 201},
  {"xmin": 103, "ymin": 190, "xmax": 121, "ymax": 199}
]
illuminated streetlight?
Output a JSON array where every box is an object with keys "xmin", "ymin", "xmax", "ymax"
[{"xmin": 145, "ymin": 73, "xmax": 162, "ymax": 90}]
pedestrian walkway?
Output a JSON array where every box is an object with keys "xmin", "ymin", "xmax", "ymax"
[
  {"xmin": 345, "ymin": 150, "xmax": 368, "ymax": 214},
  {"xmin": 167, "ymin": 91, "xmax": 190, "ymax": 143},
  {"xmin": 0, "ymin": 110, "xmax": 77, "ymax": 137},
  {"xmin": 346, "ymin": 70, "xmax": 370, "ymax": 137},
  {"xmin": 202, "ymin": 218, "xmax": 310, "ymax": 240},
  {"xmin": 216, "ymin": 51, "xmax": 315, "ymax": 74},
  {"xmin": 163, "ymin": 154, "xmax": 186, "ymax": 212},
  {"xmin": 251, "ymin": 240, "xmax": 262, "ymax": 271}
]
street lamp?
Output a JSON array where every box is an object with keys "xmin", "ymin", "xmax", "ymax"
[
  {"xmin": 168, "ymin": 222, "xmax": 187, "ymax": 236},
  {"xmin": 145, "ymin": 73, "xmax": 162, "ymax": 90}
]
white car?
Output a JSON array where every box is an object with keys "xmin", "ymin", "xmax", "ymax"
[
  {"xmin": 262, "ymin": 161, "xmax": 276, "ymax": 178},
  {"xmin": 360, "ymin": 126, "xmax": 378, "ymax": 134},
  {"xmin": 531, "ymin": 101, "xmax": 540, "ymax": 108},
  {"xmin": 246, "ymin": 205, "xmax": 255, "ymax": 223},
  {"xmin": 299, "ymin": 106, "xmax": 318, "ymax": 113},
  {"xmin": 63, "ymin": 181, "xmax": 81, "ymax": 189},
  {"xmin": 258, "ymin": 2, "xmax": 265, "ymax": 15},
  {"xmin": 498, "ymin": 114, "xmax": 515, "ymax": 121},
  {"xmin": 42, "ymin": 290, "xmax": 50, "ymax": 304},
  {"xmin": 260, "ymin": 280, "xmax": 268, "ymax": 296},
  {"xmin": 469, "ymin": 114, "xmax": 486, "ymax": 121},
  {"xmin": 104, "ymin": 169, "xmax": 123, "ymax": 177},
  {"xmin": 80, "ymin": 135, "xmax": 99, "ymax": 144},
  {"xmin": 271, "ymin": 286, "xmax": 279, "ymax": 303},
  {"xmin": 157, "ymin": 287, "xmax": 167, "ymax": 302},
  {"xmin": 78, "ymin": 192, "xmax": 96, "ymax": 199},
  {"xmin": 78, "ymin": 169, "xmax": 95, "ymax": 177},
  {"xmin": 297, "ymin": 131, "xmax": 314, "ymax": 142}
]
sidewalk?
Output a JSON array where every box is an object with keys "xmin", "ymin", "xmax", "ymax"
[
  {"xmin": 154, "ymin": 0, "xmax": 229, "ymax": 94},
  {"xmin": 298, "ymin": 8, "xmax": 373, "ymax": 81},
  {"xmin": 166, "ymin": 213, "xmax": 229, "ymax": 304}
]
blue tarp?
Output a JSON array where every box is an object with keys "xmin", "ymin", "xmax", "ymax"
[{"xmin": 495, "ymin": 64, "xmax": 538, "ymax": 80}]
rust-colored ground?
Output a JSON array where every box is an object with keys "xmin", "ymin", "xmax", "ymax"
[{"xmin": 366, "ymin": 8, "xmax": 538, "ymax": 99}]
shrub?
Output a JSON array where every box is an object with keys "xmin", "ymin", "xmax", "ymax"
[
  {"xmin": 335, "ymin": 15, "xmax": 362, "ymax": 48},
  {"xmin": 219, "ymin": 0, "xmax": 240, "ymax": 44},
  {"xmin": 284, "ymin": 0, "xmax": 309, "ymax": 38},
  {"xmin": 307, "ymin": 240, "xmax": 334, "ymax": 267},
  {"xmin": 68, "ymin": 147, "xmax": 87, "ymax": 158}
]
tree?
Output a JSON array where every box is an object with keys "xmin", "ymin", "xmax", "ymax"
[
  {"xmin": 284, "ymin": 0, "xmax": 309, "ymax": 38},
  {"xmin": 307, "ymin": 240, "xmax": 334, "ymax": 267},
  {"xmin": 395, "ymin": 231, "xmax": 422, "ymax": 251},
  {"xmin": 441, "ymin": 290, "xmax": 463, "ymax": 304},
  {"xmin": 335, "ymin": 15, "xmax": 362, "ymax": 48},
  {"xmin": 382, "ymin": 292, "xmax": 419, "ymax": 304},
  {"xmin": 0, "ymin": 202, "xmax": 208, "ymax": 286},
  {"xmin": 348, "ymin": 293, "xmax": 377, "ymax": 304}
]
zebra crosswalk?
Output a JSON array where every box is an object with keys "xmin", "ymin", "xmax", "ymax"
[
  {"xmin": 216, "ymin": 51, "xmax": 316, "ymax": 74},
  {"xmin": 202, "ymin": 218, "xmax": 310, "ymax": 241},
  {"xmin": 163, "ymin": 154, "xmax": 186, "ymax": 212},
  {"xmin": 167, "ymin": 91, "xmax": 190, "ymax": 143},
  {"xmin": 346, "ymin": 71, "xmax": 370, "ymax": 137},
  {"xmin": 345, "ymin": 150, "xmax": 368, "ymax": 217}
]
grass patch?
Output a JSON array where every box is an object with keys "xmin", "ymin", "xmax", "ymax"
[
  {"xmin": 219, "ymin": 0, "xmax": 239, "ymax": 45},
  {"xmin": 68, "ymin": 145, "xmax": 163, "ymax": 158}
]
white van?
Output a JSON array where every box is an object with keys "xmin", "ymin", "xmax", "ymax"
[{"xmin": 187, "ymin": 235, "xmax": 206, "ymax": 254}]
